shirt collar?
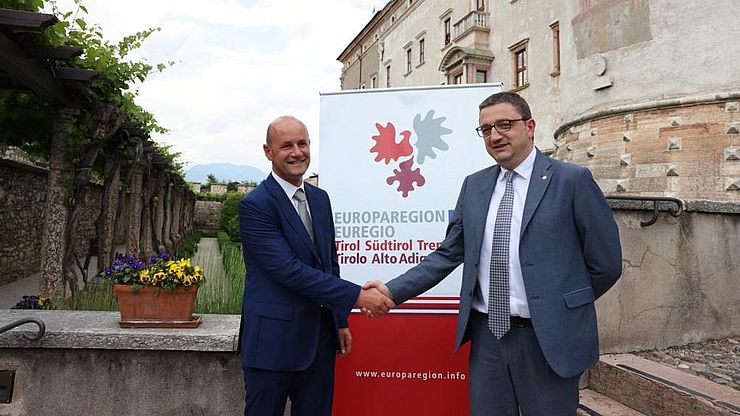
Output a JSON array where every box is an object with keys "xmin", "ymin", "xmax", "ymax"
[
  {"xmin": 271, "ymin": 171, "xmax": 305, "ymax": 199},
  {"xmin": 498, "ymin": 146, "xmax": 536, "ymax": 182}
]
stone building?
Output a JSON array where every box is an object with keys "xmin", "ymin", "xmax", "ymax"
[
  {"xmin": 210, "ymin": 184, "xmax": 227, "ymax": 195},
  {"xmin": 338, "ymin": 0, "xmax": 740, "ymax": 201},
  {"xmin": 236, "ymin": 184, "xmax": 255, "ymax": 194},
  {"xmin": 337, "ymin": 0, "xmax": 740, "ymax": 355},
  {"xmin": 188, "ymin": 182, "xmax": 202, "ymax": 194}
]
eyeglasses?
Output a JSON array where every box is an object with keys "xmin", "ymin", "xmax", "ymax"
[{"xmin": 475, "ymin": 118, "xmax": 528, "ymax": 137}]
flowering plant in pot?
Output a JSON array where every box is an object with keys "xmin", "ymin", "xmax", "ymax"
[{"xmin": 103, "ymin": 253, "xmax": 205, "ymax": 327}]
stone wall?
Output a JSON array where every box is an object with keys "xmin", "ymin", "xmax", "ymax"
[
  {"xmin": 0, "ymin": 160, "xmax": 46, "ymax": 286},
  {"xmin": 598, "ymin": 203, "xmax": 740, "ymax": 353},
  {"xmin": 555, "ymin": 100, "xmax": 740, "ymax": 201},
  {"xmin": 194, "ymin": 200, "xmax": 222, "ymax": 233},
  {"xmin": 0, "ymin": 311, "xmax": 244, "ymax": 416},
  {"xmin": 0, "ymin": 160, "xmax": 100, "ymax": 286}
]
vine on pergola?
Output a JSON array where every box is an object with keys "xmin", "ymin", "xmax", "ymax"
[{"xmin": 0, "ymin": 0, "xmax": 189, "ymax": 300}]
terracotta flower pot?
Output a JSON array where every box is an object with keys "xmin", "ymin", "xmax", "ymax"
[{"xmin": 114, "ymin": 284, "xmax": 201, "ymax": 328}]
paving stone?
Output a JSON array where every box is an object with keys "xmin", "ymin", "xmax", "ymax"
[{"xmin": 635, "ymin": 336, "xmax": 740, "ymax": 392}]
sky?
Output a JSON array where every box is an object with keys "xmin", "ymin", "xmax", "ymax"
[{"xmin": 54, "ymin": 0, "xmax": 388, "ymax": 176}]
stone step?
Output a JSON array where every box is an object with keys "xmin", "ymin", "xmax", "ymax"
[
  {"xmin": 578, "ymin": 389, "xmax": 647, "ymax": 416},
  {"xmin": 587, "ymin": 353, "xmax": 740, "ymax": 416}
]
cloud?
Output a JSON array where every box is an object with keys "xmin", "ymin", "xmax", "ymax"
[{"xmin": 53, "ymin": 0, "xmax": 386, "ymax": 172}]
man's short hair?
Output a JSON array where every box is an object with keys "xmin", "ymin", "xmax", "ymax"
[{"xmin": 479, "ymin": 91, "xmax": 532, "ymax": 120}]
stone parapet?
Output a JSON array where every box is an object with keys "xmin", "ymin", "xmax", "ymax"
[
  {"xmin": 0, "ymin": 310, "xmax": 239, "ymax": 351},
  {"xmin": 0, "ymin": 310, "xmax": 243, "ymax": 416}
]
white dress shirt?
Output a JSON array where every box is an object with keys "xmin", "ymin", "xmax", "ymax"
[
  {"xmin": 472, "ymin": 147, "xmax": 536, "ymax": 318},
  {"xmin": 271, "ymin": 172, "xmax": 311, "ymax": 218}
]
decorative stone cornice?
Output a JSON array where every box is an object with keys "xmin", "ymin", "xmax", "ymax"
[{"xmin": 554, "ymin": 91, "xmax": 740, "ymax": 139}]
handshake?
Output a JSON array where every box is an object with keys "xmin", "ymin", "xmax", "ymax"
[{"xmin": 355, "ymin": 280, "xmax": 395, "ymax": 317}]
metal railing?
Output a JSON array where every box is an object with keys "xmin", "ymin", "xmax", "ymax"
[
  {"xmin": 606, "ymin": 195, "xmax": 683, "ymax": 227},
  {"xmin": 0, "ymin": 317, "xmax": 46, "ymax": 341}
]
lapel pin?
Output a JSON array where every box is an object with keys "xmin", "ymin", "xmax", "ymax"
[{"xmin": 541, "ymin": 175, "xmax": 548, "ymax": 180}]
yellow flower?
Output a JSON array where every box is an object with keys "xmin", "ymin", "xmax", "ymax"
[{"xmin": 139, "ymin": 270, "xmax": 151, "ymax": 284}]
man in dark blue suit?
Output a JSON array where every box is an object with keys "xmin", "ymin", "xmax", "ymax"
[
  {"xmin": 366, "ymin": 92, "xmax": 622, "ymax": 415},
  {"xmin": 238, "ymin": 115, "xmax": 394, "ymax": 416}
]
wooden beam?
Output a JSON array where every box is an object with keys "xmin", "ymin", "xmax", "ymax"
[
  {"xmin": 0, "ymin": 9, "xmax": 57, "ymax": 32},
  {"xmin": 54, "ymin": 67, "xmax": 98, "ymax": 82},
  {"xmin": 0, "ymin": 31, "xmax": 76, "ymax": 107},
  {"xmin": 22, "ymin": 43, "xmax": 83, "ymax": 60}
]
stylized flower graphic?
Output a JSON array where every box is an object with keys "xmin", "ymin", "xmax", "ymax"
[
  {"xmin": 413, "ymin": 110, "xmax": 452, "ymax": 165},
  {"xmin": 370, "ymin": 122, "xmax": 413, "ymax": 164},
  {"xmin": 386, "ymin": 158, "xmax": 426, "ymax": 198},
  {"xmin": 369, "ymin": 110, "xmax": 451, "ymax": 197}
]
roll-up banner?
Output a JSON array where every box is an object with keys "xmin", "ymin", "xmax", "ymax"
[{"xmin": 320, "ymin": 83, "xmax": 503, "ymax": 415}]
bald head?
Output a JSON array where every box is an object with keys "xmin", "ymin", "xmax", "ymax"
[
  {"xmin": 266, "ymin": 115, "xmax": 309, "ymax": 145},
  {"xmin": 263, "ymin": 115, "xmax": 311, "ymax": 186}
]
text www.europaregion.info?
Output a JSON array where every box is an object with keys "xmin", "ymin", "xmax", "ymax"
[{"xmin": 354, "ymin": 370, "xmax": 466, "ymax": 381}]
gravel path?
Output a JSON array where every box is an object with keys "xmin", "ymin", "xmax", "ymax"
[{"xmin": 636, "ymin": 336, "xmax": 740, "ymax": 390}]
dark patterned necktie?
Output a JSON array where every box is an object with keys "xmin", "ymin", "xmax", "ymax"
[
  {"xmin": 293, "ymin": 189, "xmax": 314, "ymax": 242},
  {"xmin": 488, "ymin": 170, "xmax": 514, "ymax": 338}
]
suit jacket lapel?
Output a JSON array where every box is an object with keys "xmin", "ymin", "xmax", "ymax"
[
  {"xmin": 265, "ymin": 176, "xmax": 320, "ymax": 259},
  {"xmin": 472, "ymin": 166, "xmax": 498, "ymax": 259},
  {"xmin": 521, "ymin": 150, "xmax": 553, "ymax": 236}
]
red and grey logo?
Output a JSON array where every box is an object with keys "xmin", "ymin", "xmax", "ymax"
[{"xmin": 369, "ymin": 110, "xmax": 452, "ymax": 198}]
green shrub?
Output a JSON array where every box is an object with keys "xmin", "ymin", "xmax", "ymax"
[
  {"xmin": 220, "ymin": 193, "xmax": 244, "ymax": 242},
  {"xmin": 175, "ymin": 231, "xmax": 204, "ymax": 259}
]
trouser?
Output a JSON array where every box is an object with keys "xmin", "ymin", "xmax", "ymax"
[
  {"xmin": 468, "ymin": 310, "xmax": 581, "ymax": 416},
  {"xmin": 243, "ymin": 310, "xmax": 336, "ymax": 416}
]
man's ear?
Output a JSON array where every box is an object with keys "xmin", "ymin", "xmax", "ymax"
[
  {"xmin": 527, "ymin": 118, "xmax": 536, "ymax": 140},
  {"xmin": 263, "ymin": 144, "xmax": 273, "ymax": 161}
]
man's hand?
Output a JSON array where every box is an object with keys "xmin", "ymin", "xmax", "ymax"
[
  {"xmin": 355, "ymin": 286, "xmax": 395, "ymax": 317},
  {"xmin": 338, "ymin": 328, "xmax": 352, "ymax": 356},
  {"xmin": 363, "ymin": 280, "xmax": 390, "ymax": 297}
]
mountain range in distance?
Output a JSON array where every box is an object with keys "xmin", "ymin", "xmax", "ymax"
[{"xmin": 184, "ymin": 163, "xmax": 267, "ymax": 184}]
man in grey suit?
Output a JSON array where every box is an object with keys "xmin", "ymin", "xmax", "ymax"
[{"xmin": 365, "ymin": 92, "xmax": 622, "ymax": 415}]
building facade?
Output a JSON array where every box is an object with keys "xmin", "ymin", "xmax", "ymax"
[{"xmin": 338, "ymin": 0, "xmax": 740, "ymax": 201}]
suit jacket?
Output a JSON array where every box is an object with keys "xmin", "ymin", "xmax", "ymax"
[
  {"xmin": 386, "ymin": 150, "xmax": 622, "ymax": 378},
  {"xmin": 238, "ymin": 174, "xmax": 360, "ymax": 371}
]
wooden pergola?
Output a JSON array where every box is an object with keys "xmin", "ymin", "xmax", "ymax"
[{"xmin": 0, "ymin": 8, "xmax": 96, "ymax": 106}]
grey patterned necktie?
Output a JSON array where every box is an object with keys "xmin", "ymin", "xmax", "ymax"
[
  {"xmin": 293, "ymin": 188, "xmax": 314, "ymax": 242},
  {"xmin": 488, "ymin": 170, "xmax": 514, "ymax": 338}
]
